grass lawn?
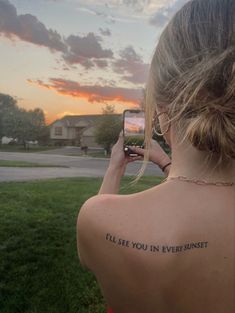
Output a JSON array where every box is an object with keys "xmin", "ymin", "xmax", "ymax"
[
  {"xmin": 0, "ymin": 160, "xmax": 68, "ymax": 168},
  {"xmin": 0, "ymin": 176, "xmax": 163, "ymax": 313}
]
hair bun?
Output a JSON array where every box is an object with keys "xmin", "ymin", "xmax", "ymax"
[{"xmin": 186, "ymin": 105, "xmax": 235, "ymax": 161}]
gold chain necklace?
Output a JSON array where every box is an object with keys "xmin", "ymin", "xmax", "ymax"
[{"xmin": 161, "ymin": 175, "xmax": 235, "ymax": 186}]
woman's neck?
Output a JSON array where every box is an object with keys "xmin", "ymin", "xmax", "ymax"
[{"xmin": 168, "ymin": 139, "xmax": 235, "ymax": 183}]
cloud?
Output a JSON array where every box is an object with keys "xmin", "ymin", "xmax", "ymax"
[
  {"xmin": 113, "ymin": 46, "xmax": 149, "ymax": 84},
  {"xmin": 0, "ymin": 0, "xmax": 113, "ymax": 69},
  {"xmin": 99, "ymin": 27, "xmax": 111, "ymax": 36},
  {"xmin": 93, "ymin": 59, "xmax": 108, "ymax": 68},
  {"xmin": 28, "ymin": 78, "xmax": 142, "ymax": 104},
  {"xmin": 170, "ymin": 0, "xmax": 189, "ymax": 12},
  {"xmin": 64, "ymin": 33, "xmax": 113, "ymax": 67},
  {"xmin": 76, "ymin": 7, "xmax": 97, "ymax": 16},
  {"xmin": 149, "ymin": 0, "xmax": 188, "ymax": 27},
  {"xmin": 149, "ymin": 11, "xmax": 168, "ymax": 27},
  {"xmin": 73, "ymin": 1, "xmax": 150, "ymax": 24},
  {"xmin": 121, "ymin": 0, "xmax": 153, "ymax": 13},
  {"xmin": 79, "ymin": 0, "xmax": 170, "ymax": 15},
  {"xmin": 0, "ymin": 0, "xmax": 67, "ymax": 52}
]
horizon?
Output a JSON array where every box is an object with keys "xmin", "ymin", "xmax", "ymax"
[
  {"xmin": 0, "ymin": 0, "xmax": 188, "ymax": 124},
  {"xmin": 49, "ymin": 111, "xmax": 123, "ymax": 126}
]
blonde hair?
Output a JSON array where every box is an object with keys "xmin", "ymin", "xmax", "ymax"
[{"xmin": 131, "ymin": 0, "xmax": 235, "ymax": 185}]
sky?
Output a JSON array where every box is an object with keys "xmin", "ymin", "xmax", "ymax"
[{"xmin": 0, "ymin": 0, "xmax": 188, "ymax": 124}]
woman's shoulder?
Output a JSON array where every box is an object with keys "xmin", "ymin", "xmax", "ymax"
[
  {"xmin": 79, "ymin": 181, "xmax": 170, "ymax": 220},
  {"xmin": 77, "ymin": 181, "xmax": 177, "ymax": 249},
  {"xmin": 77, "ymin": 184, "xmax": 182, "ymax": 272},
  {"xmin": 79, "ymin": 192, "xmax": 132, "ymax": 217}
]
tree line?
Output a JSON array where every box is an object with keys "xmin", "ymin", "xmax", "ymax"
[
  {"xmin": 0, "ymin": 93, "xmax": 49, "ymax": 149},
  {"xmin": 0, "ymin": 92, "xmax": 168, "ymax": 154}
]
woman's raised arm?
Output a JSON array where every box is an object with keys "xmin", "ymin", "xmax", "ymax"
[{"xmin": 98, "ymin": 134, "xmax": 171, "ymax": 195}]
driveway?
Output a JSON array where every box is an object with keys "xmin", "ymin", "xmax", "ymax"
[{"xmin": 0, "ymin": 151, "xmax": 164, "ymax": 182}]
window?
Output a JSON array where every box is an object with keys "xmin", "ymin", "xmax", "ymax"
[{"xmin": 55, "ymin": 126, "xmax": 63, "ymax": 136}]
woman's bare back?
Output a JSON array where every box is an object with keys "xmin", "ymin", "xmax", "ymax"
[{"xmin": 89, "ymin": 181, "xmax": 235, "ymax": 313}]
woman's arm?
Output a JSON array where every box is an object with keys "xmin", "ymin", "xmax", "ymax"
[
  {"xmin": 98, "ymin": 134, "xmax": 171, "ymax": 195},
  {"xmin": 131, "ymin": 139, "xmax": 171, "ymax": 177},
  {"xmin": 98, "ymin": 164, "xmax": 126, "ymax": 195},
  {"xmin": 98, "ymin": 132, "xmax": 143, "ymax": 194}
]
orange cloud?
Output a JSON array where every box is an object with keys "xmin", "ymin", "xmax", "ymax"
[{"xmin": 28, "ymin": 78, "xmax": 143, "ymax": 105}]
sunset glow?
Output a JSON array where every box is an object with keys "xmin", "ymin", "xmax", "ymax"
[{"xmin": 0, "ymin": 0, "xmax": 188, "ymax": 124}]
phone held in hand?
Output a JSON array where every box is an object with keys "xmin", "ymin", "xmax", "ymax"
[{"xmin": 123, "ymin": 109, "xmax": 145, "ymax": 157}]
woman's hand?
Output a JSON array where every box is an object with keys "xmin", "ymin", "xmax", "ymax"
[
  {"xmin": 129, "ymin": 139, "xmax": 171, "ymax": 170},
  {"xmin": 108, "ymin": 131, "xmax": 143, "ymax": 173},
  {"xmin": 99, "ymin": 131, "xmax": 143, "ymax": 194}
]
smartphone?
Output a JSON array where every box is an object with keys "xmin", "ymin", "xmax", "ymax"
[{"xmin": 123, "ymin": 109, "xmax": 145, "ymax": 157}]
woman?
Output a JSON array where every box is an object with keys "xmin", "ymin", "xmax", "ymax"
[{"xmin": 77, "ymin": 0, "xmax": 235, "ymax": 312}]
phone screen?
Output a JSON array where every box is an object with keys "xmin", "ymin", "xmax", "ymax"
[{"xmin": 123, "ymin": 110, "xmax": 145, "ymax": 154}]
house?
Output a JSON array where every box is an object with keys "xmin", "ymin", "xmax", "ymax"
[{"xmin": 50, "ymin": 114, "xmax": 122, "ymax": 147}]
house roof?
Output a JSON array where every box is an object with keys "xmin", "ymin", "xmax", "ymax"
[{"xmin": 50, "ymin": 114, "xmax": 122, "ymax": 128}]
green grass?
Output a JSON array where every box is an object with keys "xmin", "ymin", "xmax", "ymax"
[
  {"xmin": 0, "ymin": 176, "xmax": 163, "ymax": 313},
  {"xmin": 0, "ymin": 160, "xmax": 68, "ymax": 168}
]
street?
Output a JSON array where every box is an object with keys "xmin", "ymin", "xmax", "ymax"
[{"xmin": 0, "ymin": 150, "xmax": 164, "ymax": 182}]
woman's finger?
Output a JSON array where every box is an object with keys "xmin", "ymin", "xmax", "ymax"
[
  {"xmin": 128, "ymin": 146, "xmax": 145, "ymax": 156},
  {"xmin": 127, "ymin": 155, "xmax": 144, "ymax": 162}
]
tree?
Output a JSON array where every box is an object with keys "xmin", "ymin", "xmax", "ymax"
[
  {"xmin": 37, "ymin": 125, "xmax": 50, "ymax": 145},
  {"xmin": 0, "ymin": 93, "xmax": 17, "ymax": 144},
  {"xmin": 27, "ymin": 108, "xmax": 48, "ymax": 143},
  {"xmin": 94, "ymin": 104, "xmax": 122, "ymax": 155},
  {"xmin": 2, "ymin": 98, "xmax": 49, "ymax": 149},
  {"xmin": 3, "ymin": 108, "xmax": 31, "ymax": 149}
]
